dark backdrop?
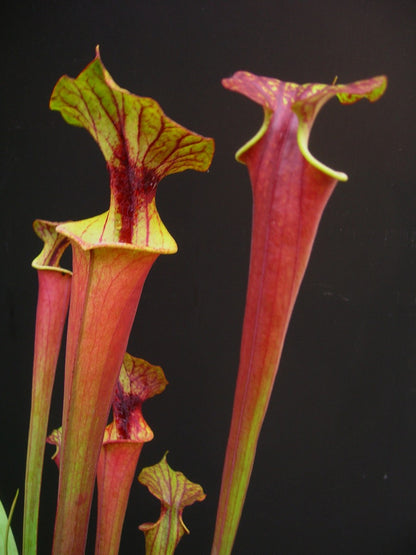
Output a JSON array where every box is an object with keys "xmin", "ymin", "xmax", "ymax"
[{"xmin": 1, "ymin": 1, "xmax": 415, "ymax": 553}]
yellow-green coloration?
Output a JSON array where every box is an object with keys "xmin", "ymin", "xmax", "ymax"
[
  {"xmin": 50, "ymin": 46, "xmax": 214, "ymax": 249},
  {"xmin": 50, "ymin": 48, "xmax": 213, "ymax": 175},
  {"xmin": 235, "ymin": 108, "xmax": 272, "ymax": 163},
  {"xmin": 1, "ymin": 492, "xmax": 19, "ymax": 555},
  {"xmin": 293, "ymin": 76, "xmax": 387, "ymax": 180},
  {"xmin": 139, "ymin": 453, "xmax": 206, "ymax": 555},
  {"xmin": 31, "ymin": 220, "xmax": 71, "ymax": 272},
  {"xmin": 56, "ymin": 209, "xmax": 176, "ymax": 254}
]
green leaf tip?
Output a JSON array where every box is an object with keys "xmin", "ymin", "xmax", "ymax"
[
  {"xmin": 138, "ymin": 453, "xmax": 206, "ymax": 555},
  {"xmin": 1, "ymin": 491, "xmax": 19, "ymax": 555}
]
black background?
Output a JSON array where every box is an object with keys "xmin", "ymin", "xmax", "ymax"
[{"xmin": 1, "ymin": 1, "xmax": 415, "ymax": 553}]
